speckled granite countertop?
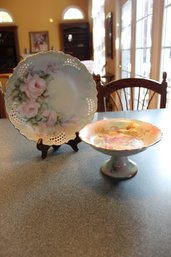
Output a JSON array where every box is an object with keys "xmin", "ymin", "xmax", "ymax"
[{"xmin": 1, "ymin": 110, "xmax": 171, "ymax": 257}]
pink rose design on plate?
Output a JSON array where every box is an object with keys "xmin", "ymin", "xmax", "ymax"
[
  {"xmin": 42, "ymin": 110, "xmax": 57, "ymax": 128},
  {"xmin": 18, "ymin": 99, "xmax": 40, "ymax": 118},
  {"xmin": 20, "ymin": 73, "xmax": 46, "ymax": 99}
]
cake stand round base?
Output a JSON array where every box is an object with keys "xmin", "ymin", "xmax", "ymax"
[{"xmin": 100, "ymin": 156, "xmax": 138, "ymax": 179}]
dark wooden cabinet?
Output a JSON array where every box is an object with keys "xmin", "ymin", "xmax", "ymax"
[
  {"xmin": 0, "ymin": 26, "xmax": 20, "ymax": 73},
  {"xmin": 60, "ymin": 22, "xmax": 90, "ymax": 60}
]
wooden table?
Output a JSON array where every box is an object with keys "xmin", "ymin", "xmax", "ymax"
[{"xmin": 0, "ymin": 109, "xmax": 171, "ymax": 257}]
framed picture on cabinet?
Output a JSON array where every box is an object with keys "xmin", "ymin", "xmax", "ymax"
[
  {"xmin": 29, "ymin": 31, "xmax": 49, "ymax": 53},
  {"xmin": 105, "ymin": 12, "xmax": 113, "ymax": 59}
]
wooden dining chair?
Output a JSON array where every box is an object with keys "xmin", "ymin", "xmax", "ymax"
[
  {"xmin": 93, "ymin": 72, "xmax": 167, "ymax": 112},
  {"xmin": 0, "ymin": 73, "xmax": 10, "ymax": 118},
  {"xmin": 0, "ymin": 73, "xmax": 11, "ymax": 92},
  {"xmin": 0, "ymin": 88, "xmax": 6, "ymax": 118}
]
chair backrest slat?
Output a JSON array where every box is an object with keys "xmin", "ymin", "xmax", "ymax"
[
  {"xmin": 123, "ymin": 88, "xmax": 129, "ymax": 110},
  {"xmin": 137, "ymin": 87, "xmax": 141, "ymax": 110},
  {"xmin": 116, "ymin": 90, "xmax": 124, "ymax": 110},
  {"xmin": 147, "ymin": 91, "xmax": 156, "ymax": 109},
  {"xmin": 110, "ymin": 94, "xmax": 119, "ymax": 111},
  {"xmin": 141, "ymin": 88, "xmax": 148, "ymax": 110}
]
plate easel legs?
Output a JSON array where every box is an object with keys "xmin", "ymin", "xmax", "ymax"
[{"xmin": 36, "ymin": 132, "xmax": 81, "ymax": 159}]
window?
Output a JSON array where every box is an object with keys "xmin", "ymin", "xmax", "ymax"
[
  {"xmin": 63, "ymin": 6, "xmax": 84, "ymax": 20},
  {"xmin": 121, "ymin": 0, "xmax": 132, "ymax": 78},
  {"xmin": 121, "ymin": 0, "xmax": 153, "ymax": 108},
  {"xmin": 92, "ymin": 0, "xmax": 105, "ymax": 75},
  {"xmin": 0, "ymin": 9, "xmax": 13, "ymax": 23},
  {"xmin": 120, "ymin": 0, "xmax": 132, "ymax": 109},
  {"xmin": 117, "ymin": 0, "xmax": 171, "ymax": 108},
  {"xmin": 135, "ymin": 0, "xmax": 153, "ymax": 78}
]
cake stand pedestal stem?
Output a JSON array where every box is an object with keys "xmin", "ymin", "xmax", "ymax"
[{"xmin": 101, "ymin": 155, "xmax": 138, "ymax": 179}]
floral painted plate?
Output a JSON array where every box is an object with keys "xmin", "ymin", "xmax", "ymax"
[{"xmin": 5, "ymin": 51, "xmax": 97, "ymax": 145}]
